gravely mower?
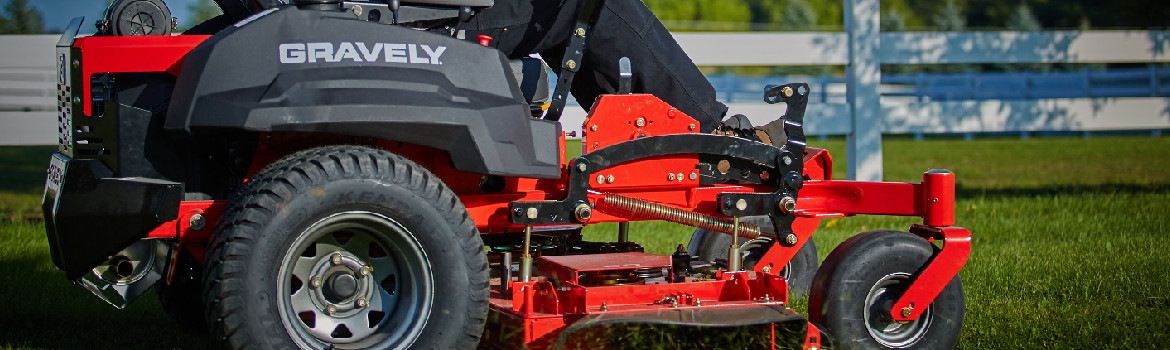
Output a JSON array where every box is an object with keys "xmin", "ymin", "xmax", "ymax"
[{"xmin": 42, "ymin": 0, "xmax": 970, "ymax": 348}]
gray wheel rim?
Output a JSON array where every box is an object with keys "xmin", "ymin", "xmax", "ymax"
[
  {"xmin": 863, "ymin": 272, "xmax": 933, "ymax": 348},
  {"xmin": 277, "ymin": 211, "xmax": 433, "ymax": 349}
]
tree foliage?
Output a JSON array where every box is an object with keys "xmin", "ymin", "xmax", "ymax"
[
  {"xmin": 0, "ymin": 0, "xmax": 44, "ymax": 34},
  {"xmin": 181, "ymin": 0, "xmax": 222, "ymax": 31}
]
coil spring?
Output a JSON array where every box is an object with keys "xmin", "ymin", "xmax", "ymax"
[{"xmin": 599, "ymin": 194, "xmax": 763, "ymax": 240}]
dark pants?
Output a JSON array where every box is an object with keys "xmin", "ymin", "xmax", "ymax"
[{"xmin": 463, "ymin": 0, "xmax": 728, "ymax": 132}]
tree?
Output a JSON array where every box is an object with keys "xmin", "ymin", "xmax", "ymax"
[
  {"xmin": 0, "ymin": 0, "xmax": 44, "ymax": 34},
  {"xmin": 776, "ymin": 0, "xmax": 817, "ymax": 31},
  {"xmin": 1003, "ymin": 2, "xmax": 1048, "ymax": 72},
  {"xmin": 181, "ymin": 0, "xmax": 222, "ymax": 31},
  {"xmin": 931, "ymin": 0, "xmax": 971, "ymax": 73}
]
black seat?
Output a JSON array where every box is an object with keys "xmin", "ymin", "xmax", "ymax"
[{"xmin": 508, "ymin": 57, "xmax": 551, "ymax": 116}]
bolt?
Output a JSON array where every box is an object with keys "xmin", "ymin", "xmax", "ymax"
[
  {"xmin": 778, "ymin": 196, "xmax": 797, "ymax": 213},
  {"xmin": 688, "ymin": 124, "xmax": 696, "ymax": 131},
  {"xmin": 606, "ymin": 175, "xmax": 615, "ymax": 184},
  {"xmin": 189, "ymin": 214, "xmax": 206, "ymax": 231},
  {"xmin": 326, "ymin": 304, "xmax": 338, "ymax": 315},
  {"xmin": 573, "ymin": 203, "xmax": 592, "ymax": 223},
  {"xmin": 590, "ymin": 124, "xmax": 598, "ymax": 132},
  {"xmin": 352, "ymin": 4, "xmax": 363, "ymax": 15},
  {"xmin": 576, "ymin": 162, "xmax": 588, "ymax": 172},
  {"xmin": 781, "ymin": 86, "xmax": 794, "ymax": 98},
  {"xmin": 565, "ymin": 60, "xmax": 577, "ymax": 70},
  {"xmin": 782, "ymin": 155, "xmax": 793, "ymax": 166},
  {"xmin": 331, "ymin": 253, "xmax": 343, "ymax": 265},
  {"xmin": 596, "ymin": 174, "xmax": 606, "ymax": 184},
  {"xmin": 356, "ymin": 298, "xmax": 368, "ymax": 309},
  {"xmin": 764, "ymin": 293, "xmax": 771, "ymax": 301},
  {"xmin": 784, "ymin": 233, "xmax": 799, "ymax": 247},
  {"xmin": 676, "ymin": 173, "xmax": 684, "ymax": 181},
  {"xmin": 359, "ymin": 267, "xmax": 370, "ymax": 277},
  {"xmin": 670, "ymin": 298, "xmax": 679, "ymax": 308},
  {"xmin": 761, "ymin": 266, "xmax": 772, "ymax": 274},
  {"xmin": 574, "ymin": 27, "xmax": 586, "ymax": 37},
  {"xmin": 693, "ymin": 299, "xmax": 702, "ymax": 307},
  {"xmin": 311, "ymin": 277, "xmax": 322, "ymax": 288},
  {"xmin": 688, "ymin": 172, "xmax": 697, "ymax": 180},
  {"xmin": 72, "ymin": 97, "xmax": 81, "ymax": 104},
  {"xmin": 526, "ymin": 207, "xmax": 539, "ymax": 220},
  {"xmin": 72, "ymin": 60, "xmax": 79, "ymax": 68},
  {"xmin": 901, "ymin": 306, "xmax": 913, "ymax": 318},
  {"xmin": 931, "ymin": 198, "xmax": 939, "ymax": 203},
  {"xmin": 635, "ymin": 118, "xmax": 646, "ymax": 127},
  {"xmin": 735, "ymin": 199, "xmax": 748, "ymax": 211},
  {"xmin": 600, "ymin": 303, "xmax": 609, "ymax": 311},
  {"xmin": 667, "ymin": 173, "xmax": 676, "ymax": 181}
]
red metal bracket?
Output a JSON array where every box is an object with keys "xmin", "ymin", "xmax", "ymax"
[
  {"xmin": 889, "ymin": 224, "xmax": 971, "ymax": 322},
  {"xmin": 74, "ymin": 35, "xmax": 209, "ymax": 116}
]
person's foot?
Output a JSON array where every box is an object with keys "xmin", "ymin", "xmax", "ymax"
[{"xmin": 713, "ymin": 114, "xmax": 786, "ymax": 146}]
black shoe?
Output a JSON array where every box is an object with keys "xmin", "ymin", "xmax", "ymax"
[{"xmin": 713, "ymin": 114, "xmax": 786, "ymax": 146}]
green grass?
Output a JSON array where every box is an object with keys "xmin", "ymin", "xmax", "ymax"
[{"xmin": 2, "ymin": 135, "xmax": 1169, "ymax": 349}]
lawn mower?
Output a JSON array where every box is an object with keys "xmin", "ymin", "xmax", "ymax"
[{"xmin": 42, "ymin": 0, "xmax": 970, "ymax": 348}]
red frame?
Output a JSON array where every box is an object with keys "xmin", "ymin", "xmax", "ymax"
[{"xmin": 76, "ymin": 35, "xmax": 968, "ymax": 349}]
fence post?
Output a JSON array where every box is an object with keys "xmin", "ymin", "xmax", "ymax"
[{"xmin": 845, "ymin": 0, "xmax": 882, "ymax": 181}]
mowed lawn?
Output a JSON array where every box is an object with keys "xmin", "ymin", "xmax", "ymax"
[{"xmin": 2, "ymin": 135, "xmax": 1169, "ymax": 349}]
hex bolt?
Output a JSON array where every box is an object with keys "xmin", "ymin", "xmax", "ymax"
[
  {"xmin": 688, "ymin": 124, "xmax": 696, "ymax": 131},
  {"xmin": 931, "ymin": 198, "xmax": 939, "ymax": 203},
  {"xmin": 676, "ymin": 173, "xmax": 684, "ymax": 181},
  {"xmin": 326, "ymin": 304, "xmax": 338, "ymax": 315},
  {"xmin": 576, "ymin": 162, "xmax": 588, "ymax": 172},
  {"xmin": 782, "ymin": 155, "xmax": 793, "ymax": 166},
  {"xmin": 781, "ymin": 86, "xmax": 794, "ymax": 98},
  {"xmin": 600, "ymin": 303, "xmax": 609, "ymax": 312},
  {"xmin": 574, "ymin": 27, "xmax": 586, "ymax": 37},
  {"xmin": 331, "ymin": 253, "xmax": 343, "ymax": 265},
  {"xmin": 72, "ymin": 97, "xmax": 81, "ymax": 104},
  {"xmin": 735, "ymin": 199, "xmax": 748, "ymax": 211},
  {"xmin": 670, "ymin": 298, "xmax": 679, "ymax": 308},
  {"xmin": 310, "ymin": 277, "xmax": 322, "ymax": 288},
  {"xmin": 693, "ymin": 299, "xmax": 702, "ymax": 307},
  {"xmin": 596, "ymin": 174, "xmax": 606, "ymax": 184},
  {"xmin": 573, "ymin": 203, "xmax": 592, "ymax": 223},
  {"xmin": 901, "ymin": 306, "xmax": 913, "ymax": 318},
  {"xmin": 352, "ymin": 4, "xmax": 362, "ymax": 15},
  {"xmin": 526, "ymin": 207, "xmax": 539, "ymax": 220},
  {"xmin": 565, "ymin": 60, "xmax": 577, "ymax": 70},
  {"xmin": 356, "ymin": 298, "xmax": 368, "ymax": 309},
  {"xmin": 784, "ymin": 233, "xmax": 799, "ymax": 247},
  {"xmin": 72, "ymin": 60, "xmax": 79, "ymax": 68},
  {"xmin": 689, "ymin": 172, "xmax": 697, "ymax": 180},
  {"xmin": 763, "ymin": 293, "xmax": 771, "ymax": 301},
  {"xmin": 778, "ymin": 196, "xmax": 797, "ymax": 213},
  {"xmin": 606, "ymin": 175, "xmax": 615, "ymax": 184},
  {"xmin": 189, "ymin": 214, "xmax": 206, "ymax": 231},
  {"xmin": 590, "ymin": 124, "xmax": 598, "ymax": 132},
  {"xmin": 761, "ymin": 265, "xmax": 772, "ymax": 274},
  {"xmin": 635, "ymin": 118, "xmax": 646, "ymax": 127},
  {"xmin": 359, "ymin": 267, "xmax": 370, "ymax": 277},
  {"xmin": 667, "ymin": 173, "xmax": 676, "ymax": 181}
]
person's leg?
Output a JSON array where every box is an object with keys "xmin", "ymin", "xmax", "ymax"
[{"xmin": 464, "ymin": 0, "xmax": 727, "ymax": 132}]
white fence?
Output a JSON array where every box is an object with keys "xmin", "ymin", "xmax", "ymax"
[{"xmin": 3, "ymin": 6, "xmax": 1169, "ymax": 180}]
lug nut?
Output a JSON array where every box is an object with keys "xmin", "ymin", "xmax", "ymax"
[
  {"xmin": 331, "ymin": 253, "xmax": 343, "ymax": 265},
  {"xmin": 359, "ymin": 267, "xmax": 370, "ymax": 277},
  {"xmin": 326, "ymin": 304, "xmax": 338, "ymax": 315},
  {"xmin": 310, "ymin": 277, "xmax": 322, "ymax": 288},
  {"xmin": 356, "ymin": 298, "xmax": 368, "ymax": 309}
]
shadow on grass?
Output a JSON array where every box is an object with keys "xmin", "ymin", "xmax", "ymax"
[{"xmin": 957, "ymin": 183, "xmax": 1170, "ymax": 199}]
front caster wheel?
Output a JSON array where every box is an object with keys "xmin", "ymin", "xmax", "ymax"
[
  {"xmin": 202, "ymin": 146, "xmax": 489, "ymax": 349},
  {"xmin": 808, "ymin": 230, "xmax": 964, "ymax": 349},
  {"xmin": 686, "ymin": 215, "xmax": 818, "ymax": 297}
]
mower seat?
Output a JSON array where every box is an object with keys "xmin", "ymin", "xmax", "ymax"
[{"xmin": 508, "ymin": 57, "xmax": 551, "ymax": 115}]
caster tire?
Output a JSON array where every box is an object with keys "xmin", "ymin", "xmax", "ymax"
[
  {"xmin": 202, "ymin": 146, "xmax": 489, "ymax": 349},
  {"xmin": 686, "ymin": 216, "xmax": 818, "ymax": 298},
  {"xmin": 808, "ymin": 230, "xmax": 964, "ymax": 349}
]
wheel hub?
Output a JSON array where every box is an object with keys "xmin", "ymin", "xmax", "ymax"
[
  {"xmin": 328, "ymin": 273, "xmax": 358, "ymax": 301},
  {"xmin": 305, "ymin": 252, "xmax": 375, "ymax": 318},
  {"xmin": 863, "ymin": 272, "xmax": 933, "ymax": 348}
]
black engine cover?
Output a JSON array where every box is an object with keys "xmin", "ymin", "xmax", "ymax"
[{"xmin": 167, "ymin": 6, "xmax": 561, "ymax": 178}]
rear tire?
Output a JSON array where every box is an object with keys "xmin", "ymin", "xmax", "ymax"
[
  {"xmin": 202, "ymin": 145, "xmax": 489, "ymax": 349},
  {"xmin": 808, "ymin": 230, "xmax": 964, "ymax": 349},
  {"xmin": 686, "ymin": 216, "xmax": 818, "ymax": 297}
]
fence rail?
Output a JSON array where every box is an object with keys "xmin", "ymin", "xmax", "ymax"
[{"xmin": 2, "ymin": 25, "xmax": 1169, "ymax": 180}]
